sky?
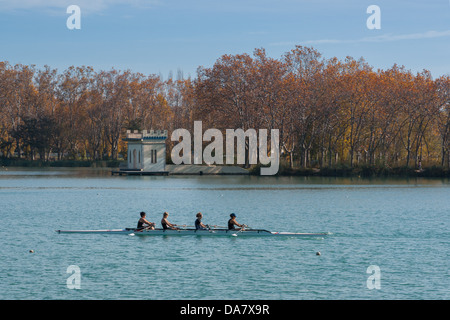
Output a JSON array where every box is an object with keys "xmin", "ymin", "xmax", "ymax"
[{"xmin": 0, "ymin": 0, "xmax": 449, "ymax": 79}]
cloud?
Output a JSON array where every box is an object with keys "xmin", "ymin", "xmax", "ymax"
[
  {"xmin": 0, "ymin": 0, "xmax": 160, "ymax": 14},
  {"xmin": 360, "ymin": 30, "xmax": 450, "ymax": 42},
  {"xmin": 271, "ymin": 30, "xmax": 450, "ymax": 46}
]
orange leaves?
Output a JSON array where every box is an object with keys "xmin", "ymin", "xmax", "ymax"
[
  {"xmin": 0, "ymin": 45, "xmax": 448, "ymax": 168},
  {"xmin": 193, "ymin": 47, "xmax": 447, "ymax": 169}
]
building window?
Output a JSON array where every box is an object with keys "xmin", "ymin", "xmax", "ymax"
[{"xmin": 151, "ymin": 149, "xmax": 157, "ymax": 164}]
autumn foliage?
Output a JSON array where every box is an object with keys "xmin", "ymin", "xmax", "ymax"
[{"xmin": 0, "ymin": 46, "xmax": 449, "ymax": 171}]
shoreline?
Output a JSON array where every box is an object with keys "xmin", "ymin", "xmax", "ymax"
[
  {"xmin": 268, "ymin": 165, "xmax": 450, "ymax": 178},
  {"xmin": 1, "ymin": 158, "xmax": 449, "ymax": 178}
]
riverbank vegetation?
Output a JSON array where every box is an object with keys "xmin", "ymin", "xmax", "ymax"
[
  {"xmin": 251, "ymin": 162, "xmax": 450, "ymax": 178},
  {"xmin": 1, "ymin": 46, "xmax": 449, "ymax": 176}
]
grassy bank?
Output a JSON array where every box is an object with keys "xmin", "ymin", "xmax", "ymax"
[
  {"xmin": 250, "ymin": 164, "xmax": 450, "ymax": 178},
  {"xmin": 0, "ymin": 158, "xmax": 123, "ymax": 168}
]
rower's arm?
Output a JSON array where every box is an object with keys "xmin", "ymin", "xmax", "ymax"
[{"xmin": 233, "ymin": 220, "xmax": 243, "ymax": 227}]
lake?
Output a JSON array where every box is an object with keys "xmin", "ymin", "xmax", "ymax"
[{"xmin": 0, "ymin": 168, "xmax": 448, "ymax": 300}]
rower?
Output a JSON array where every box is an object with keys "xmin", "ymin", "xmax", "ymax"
[
  {"xmin": 195, "ymin": 212, "xmax": 208, "ymax": 230},
  {"xmin": 228, "ymin": 213, "xmax": 244, "ymax": 231},
  {"xmin": 161, "ymin": 212, "xmax": 178, "ymax": 230},
  {"xmin": 137, "ymin": 211, "xmax": 155, "ymax": 230}
]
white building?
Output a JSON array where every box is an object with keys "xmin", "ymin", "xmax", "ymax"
[{"xmin": 124, "ymin": 129, "xmax": 168, "ymax": 172}]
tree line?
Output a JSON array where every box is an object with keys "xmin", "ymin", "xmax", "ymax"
[{"xmin": 0, "ymin": 46, "xmax": 449, "ymax": 170}]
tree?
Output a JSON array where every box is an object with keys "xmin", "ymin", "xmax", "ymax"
[
  {"xmin": 11, "ymin": 115, "xmax": 57, "ymax": 160},
  {"xmin": 56, "ymin": 66, "xmax": 94, "ymax": 159},
  {"xmin": 435, "ymin": 75, "xmax": 450, "ymax": 167}
]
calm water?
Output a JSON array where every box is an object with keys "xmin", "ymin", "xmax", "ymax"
[{"xmin": 0, "ymin": 168, "xmax": 448, "ymax": 300}]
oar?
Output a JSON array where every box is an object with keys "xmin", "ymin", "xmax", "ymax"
[
  {"xmin": 174, "ymin": 224, "xmax": 195, "ymax": 229},
  {"xmin": 164, "ymin": 224, "xmax": 202, "ymax": 231},
  {"xmin": 211, "ymin": 225, "xmax": 227, "ymax": 229}
]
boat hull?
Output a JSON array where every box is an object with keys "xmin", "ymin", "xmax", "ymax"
[{"xmin": 56, "ymin": 228, "xmax": 329, "ymax": 237}]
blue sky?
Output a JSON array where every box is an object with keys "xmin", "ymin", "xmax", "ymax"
[{"xmin": 0, "ymin": 0, "xmax": 449, "ymax": 79}]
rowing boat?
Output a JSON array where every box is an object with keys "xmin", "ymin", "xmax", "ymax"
[{"xmin": 56, "ymin": 228, "xmax": 330, "ymax": 237}]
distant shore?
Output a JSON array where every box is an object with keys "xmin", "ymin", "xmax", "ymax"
[
  {"xmin": 0, "ymin": 158, "xmax": 122, "ymax": 168},
  {"xmin": 262, "ymin": 164, "xmax": 450, "ymax": 178},
  {"xmin": 1, "ymin": 158, "xmax": 449, "ymax": 178}
]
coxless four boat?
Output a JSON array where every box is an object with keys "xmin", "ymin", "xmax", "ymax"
[{"xmin": 56, "ymin": 227, "xmax": 330, "ymax": 237}]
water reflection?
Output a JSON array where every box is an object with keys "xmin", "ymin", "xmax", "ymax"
[{"xmin": 0, "ymin": 168, "xmax": 448, "ymax": 189}]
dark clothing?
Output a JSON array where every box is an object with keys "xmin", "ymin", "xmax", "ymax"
[
  {"xmin": 195, "ymin": 218, "xmax": 206, "ymax": 230},
  {"xmin": 137, "ymin": 218, "xmax": 153, "ymax": 230},
  {"xmin": 228, "ymin": 219, "xmax": 236, "ymax": 230}
]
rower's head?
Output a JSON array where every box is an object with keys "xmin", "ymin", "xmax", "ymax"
[
  {"xmin": 163, "ymin": 212, "xmax": 169, "ymax": 218},
  {"xmin": 196, "ymin": 212, "xmax": 202, "ymax": 219},
  {"xmin": 140, "ymin": 211, "xmax": 146, "ymax": 217},
  {"xmin": 230, "ymin": 213, "xmax": 236, "ymax": 219}
]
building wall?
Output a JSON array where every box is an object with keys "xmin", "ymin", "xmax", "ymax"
[
  {"xmin": 128, "ymin": 142, "xmax": 166, "ymax": 171},
  {"xmin": 128, "ymin": 143, "xmax": 143, "ymax": 170},
  {"xmin": 142, "ymin": 143, "xmax": 166, "ymax": 172}
]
